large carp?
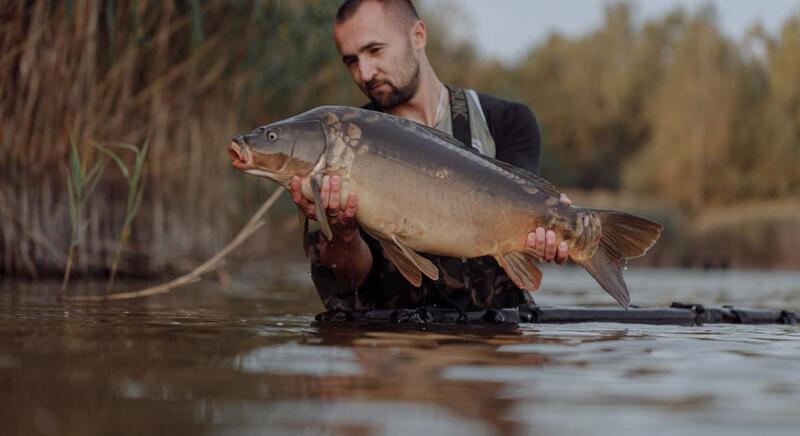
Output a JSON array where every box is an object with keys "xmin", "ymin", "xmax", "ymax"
[{"xmin": 228, "ymin": 106, "xmax": 662, "ymax": 308}]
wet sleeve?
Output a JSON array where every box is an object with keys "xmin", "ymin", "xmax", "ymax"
[
  {"xmin": 352, "ymin": 227, "xmax": 386, "ymax": 293},
  {"xmin": 485, "ymin": 99, "xmax": 542, "ymax": 176},
  {"xmin": 308, "ymin": 227, "xmax": 384, "ymax": 310}
]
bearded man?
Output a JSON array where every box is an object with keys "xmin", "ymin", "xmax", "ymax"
[{"xmin": 291, "ymin": 0, "xmax": 571, "ymax": 312}]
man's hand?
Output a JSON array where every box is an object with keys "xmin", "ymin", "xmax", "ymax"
[
  {"xmin": 290, "ymin": 175, "xmax": 360, "ymax": 240},
  {"xmin": 291, "ymin": 175, "xmax": 371, "ymax": 287},
  {"xmin": 526, "ymin": 193, "xmax": 572, "ymax": 264}
]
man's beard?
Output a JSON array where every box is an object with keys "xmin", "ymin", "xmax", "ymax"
[{"xmin": 365, "ymin": 60, "xmax": 420, "ymax": 110}]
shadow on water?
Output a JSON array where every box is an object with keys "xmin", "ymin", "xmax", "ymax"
[{"xmin": 1, "ymin": 262, "xmax": 799, "ymax": 435}]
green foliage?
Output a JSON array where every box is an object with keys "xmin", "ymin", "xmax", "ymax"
[
  {"xmin": 97, "ymin": 141, "xmax": 150, "ymax": 291},
  {"xmin": 445, "ymin": 2, "xmax": 800, "ymax": 210},
  {"xmin": 62, "ymin": 139, "xmax": 106, "ymax": 291}
]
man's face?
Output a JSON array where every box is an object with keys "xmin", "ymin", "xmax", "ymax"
[{"xmin": 333, "ymin": 2, "xmax": 420, "ymax": 109}]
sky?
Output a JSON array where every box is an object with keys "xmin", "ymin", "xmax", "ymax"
[{"xmin": 423, "ymin": 0, "xmax": 800, "ymax": 64}]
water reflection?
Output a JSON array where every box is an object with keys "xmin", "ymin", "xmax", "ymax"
[{"xmin": 1, "ymin": 264, "xmax": 799, "ymax": 435}]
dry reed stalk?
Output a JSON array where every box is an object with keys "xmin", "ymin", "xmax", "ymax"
[
  {"xmin": 1, "ymin": 1, "xmax": 349, "ymax": 278},
  {"xmin": 70, "ymin": 187, "xmax": 285, "ymax": 302}
]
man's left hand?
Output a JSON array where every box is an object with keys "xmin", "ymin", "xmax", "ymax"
[{"xmin": 526, "ymin": 193, "xmax": 572, "ymax": 264}]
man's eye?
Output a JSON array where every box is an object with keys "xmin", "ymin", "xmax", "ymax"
[{"xmin": 370, "ymin": 47, "xmax": 381, "ymax": 55}]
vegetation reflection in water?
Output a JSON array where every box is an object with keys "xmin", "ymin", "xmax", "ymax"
[{"xmin": 1, "ymin": 264, "xmax": 799, "ymax": 436}]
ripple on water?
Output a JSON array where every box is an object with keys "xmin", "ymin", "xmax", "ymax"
[
  {"xmin": 238, "ymin": 344, "xmax": 363, "ymax": 376},
  {"xmin": 204, "ymin": 400, "xmax": 493, "ymax": 436}
]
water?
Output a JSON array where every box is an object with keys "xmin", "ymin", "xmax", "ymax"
[{"xmin": 2, "ymin": 263, "xmax": 799, "ymax": 436}]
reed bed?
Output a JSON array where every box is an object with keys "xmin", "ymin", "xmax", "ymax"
[
  {"xmin": 2, "ymin": 1, "xmax": 799, "ymax": 280},
  {"xmin": 0, "ymin": 0, "xmax": 359, "ymax": 278}
]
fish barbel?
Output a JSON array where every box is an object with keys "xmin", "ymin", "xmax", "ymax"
[{"xmin": 228, "ymin": 106, "xmax": 663, "ymax": 308}]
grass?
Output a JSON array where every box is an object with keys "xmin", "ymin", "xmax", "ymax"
[
  {"xmin": 62, "ymin": 139, "xmax": 106, "ymax": 292},
  {"xmin": 97, "ymin": 141, "xmax": 150, "ymax": 292}
]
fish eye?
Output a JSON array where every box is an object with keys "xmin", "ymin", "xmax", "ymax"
[{"xmin": 267, "ymin": 131, "xmax": 278, "ymax": 141}]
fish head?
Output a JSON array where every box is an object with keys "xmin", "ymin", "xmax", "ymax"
[{"xmin": 229, "ymin": 119, "xmax": 326, "ymax": 186}]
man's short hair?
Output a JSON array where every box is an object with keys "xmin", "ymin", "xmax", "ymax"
[{"xmin": 335, "ymin": 0, "xmax": 420, "ymax": 32}]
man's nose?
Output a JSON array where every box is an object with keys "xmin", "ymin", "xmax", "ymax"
[{"xmin": 358, "ymin": 58, "xmax": 378, "ymax": 83}]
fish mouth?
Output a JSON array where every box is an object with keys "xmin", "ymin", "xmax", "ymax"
[{"xmin": 228, "ymin": 141, "xmax": 252, "ymax": 170}]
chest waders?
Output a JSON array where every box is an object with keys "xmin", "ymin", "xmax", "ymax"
[{"xmin": 422, "ymin": 86, "xmax": 524, "ymax": 317}]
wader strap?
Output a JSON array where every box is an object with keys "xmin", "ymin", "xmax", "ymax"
[{"xmin": 446, "ymin": 85, "xmax": 471, "ymax": 148}]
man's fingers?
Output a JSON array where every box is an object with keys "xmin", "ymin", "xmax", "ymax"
[
  {"xmin": 290, "ymin": 176, "xmax": 303, "ymax": 204},
  {"xmin": 329, "ymin": 175, "xmax": 341, "ymax": 211},
  {"xmin": 559, "ymin": 193, "xmax": 573, "ymax": 206},
  {"xmin": 544, "ymin": 230, "xmax": 557, "ymax": 261},
  {"xmin": 344, "ymin": 192, "xmax": 358, "ymax": 219},
  {"xmin": 555, "ymin": 241, "xmax": 569, "ymax": 265},
  {"xmin": 290, "ymin": 176, "xmax": 314, "ymax": 216},
  {"xmin": 320, "ymin": 175, "xmax": 330, "ymax": 209},
  {"xmin": 525, "ymin": 232, "xmax": 535, "ymax": 250},
  {"xmin": 535, "ymin": 227, "xmax": 546, "ymax": 257}
]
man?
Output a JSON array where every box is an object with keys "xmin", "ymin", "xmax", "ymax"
[{"xmin": 291, "ymin": 0, "xmax": 570, "ymax": 312}]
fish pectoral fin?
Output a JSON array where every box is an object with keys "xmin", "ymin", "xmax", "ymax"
[
  {"xmin": 299, "ymin": 211, "xmax": 310, "ymax": 257},
  {"xmin": 377, "ymin": 238, "xmax": 423, "ymax": 287},
  {"xmin": 495, "ymin": 251, "xmax": 543, "ymax": 292},
  {"xmin": 310, "ymin": 178, "xmax": 333, "ymax": 241},
  {"xmin": 390, "ymin": 235, "xmax": 439, "ymax": 282},
  {"xmin": 372, "ymin": 234, "xmax": 439, "ymax": 287}
]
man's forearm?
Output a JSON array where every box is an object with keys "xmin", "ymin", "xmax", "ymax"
[{"xmin": 319, "ymin": 232, "xmax": 373, "ymax": 288}]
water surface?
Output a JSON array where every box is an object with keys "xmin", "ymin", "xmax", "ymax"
[{"xmin": 2, "ymin": 263, "xmax": 799, "ymax": 435}]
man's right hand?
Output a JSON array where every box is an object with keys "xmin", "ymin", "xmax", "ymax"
[
  {"xmin": 291, "ymin": 175, "xmax": 372, "ymax": 288},
  {"xmin": 290, "ymin": 175, "xmax": 359, "ymax": 242}
]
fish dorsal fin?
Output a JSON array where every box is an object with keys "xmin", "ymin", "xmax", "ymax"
[
  {"xmin": 410, "ymin": 117, "xmax": 563, "ymax": 198},
  {"xmin": 495, "ymin": 250, "xmax": 543, "ymax": 292},
  {"xmin": 489, "ymin": 158, "xmax": 563, "ymax": 198},
  {"xmin": 299, "ymin": 211, "xmax": 310, "ymax": 257},
  {"xmin": 386, "ymin": 113, "xmax": 563, "ymax": 198},
  {"xmin": 415, "ymin": 121, "xmax": 464, "ymax": 147},
  {"xmin": 310, "ymin": 177, "xmax": 332, "ymax": 241}
]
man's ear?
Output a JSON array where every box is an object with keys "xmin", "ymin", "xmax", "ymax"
[{"xmin": 410, "ymin": 20, "xmax": 426, "ymax": 50}]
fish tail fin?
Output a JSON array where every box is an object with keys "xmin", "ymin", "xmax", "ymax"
[{"xmin": 575, "ymin": 210, "xmax": 663, "ymax": 309}]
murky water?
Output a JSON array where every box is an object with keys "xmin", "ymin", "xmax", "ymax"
[{"xmin": 2, "ymin": 263, "xmax": 799, "ymax": 436}]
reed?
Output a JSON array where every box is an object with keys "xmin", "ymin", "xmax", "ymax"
[
  {"xmin": 97, "ymin": 142, "xmax": 150, "ymax": 291},
  {"xmin": 62, "ymin": 139, "xmax": 106, "ymax": 291}
]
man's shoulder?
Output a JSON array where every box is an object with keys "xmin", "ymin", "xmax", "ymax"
[
  {"xmin": 474, "ymin": 91, "xmax": 534, "ymax": 121},
  {"xmin": 468, "ymin": 90, "xmax": 537, "ymax": 139}
]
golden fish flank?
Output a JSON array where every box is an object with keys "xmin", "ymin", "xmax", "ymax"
[{"xmin": 228, "ymin": 105, "xmax": 663, "ymax": 309}]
